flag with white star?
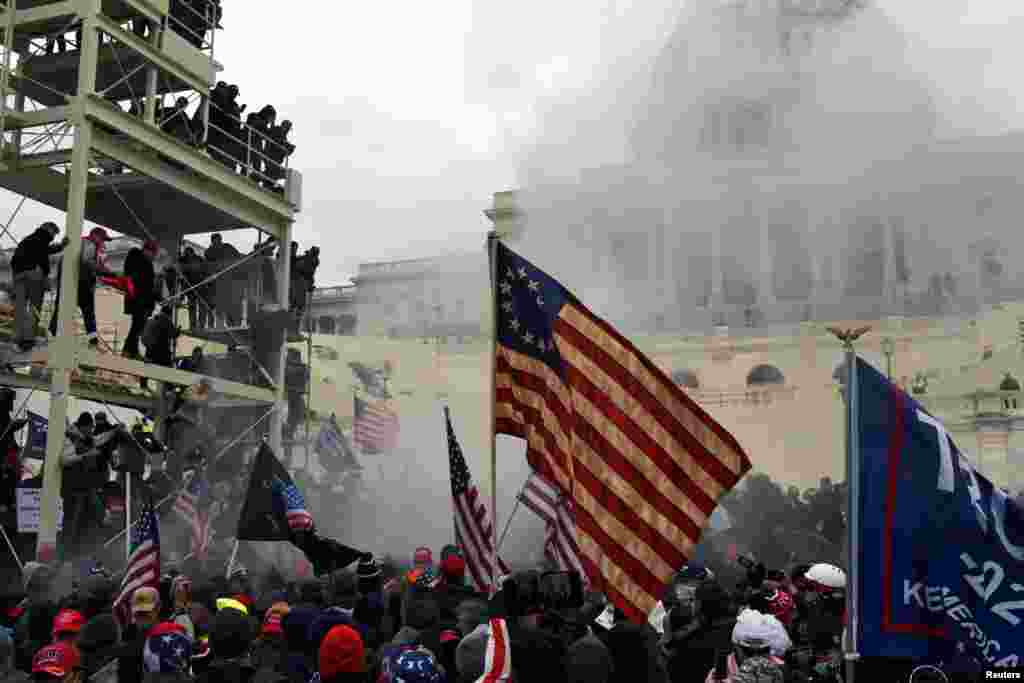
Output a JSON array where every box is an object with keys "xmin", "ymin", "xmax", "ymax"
[
  {"xmin": 237, "ymin": 443, "xmax": 315, "ymax": 541},
  {"xmin": 113, "ymin": 498, "xmax": 160, "ymax": 625},
  {"xmin": 446, "ymin": 406, "xmax": 509, "ymax": 591},
  {"xmin": 492, "ymin": 240, "xmax": 752, "ymax": 622}
]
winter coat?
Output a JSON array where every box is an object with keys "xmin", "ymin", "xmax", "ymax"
[
  {"xmin": 196, "ymin": 658, "xmax": 257, "ymax": 683},
  {"xmin": 123, "ymin": 248, "xmax": 157, "ymax": 314},
  {"xmin": 606, "ymin": 622, "xmax": 666, "ymax": 683},
  {"xmin": 702, "ymin": 653, "xmax": 784, "ymax": 683},
  {"xmin": 11, "ymin": 228, "xmax": 59, "ymax": 276},
  {"xmin": 116, "ymin": 624, "xmax": 150, "ymax": 683},
  {"xmin": 566, "ymin": 629, "xmax": 614, "ymax": 683},
  {"xmin": 668, "ymin": 617, "xmax": 736, "ymax": 683}
]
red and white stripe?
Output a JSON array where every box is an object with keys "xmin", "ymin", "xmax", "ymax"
[
  {"xmin": 454, "ymin": 482, "xmax": 510, "ymax": 593},
  {"xmin": 476, "ymin": 618, "xmax": 511, "ymax": 682},
  {"xmin": 518, "ymin": 474, "xmax": 588, "ymax": 584},
  {"xmin": 174, "ymin": 490, "xmax": 210, "ymax": 560},
  {"xmin": 495, "ymin": 301, "xmax": 751, "ymax": 621},
  {"xmin": 112, "ymin": 538, "xmax": 159, "ymax": 624},
  {"xmin": 354, "ymin": 395, "xmax": 399, "ymax": 453}
]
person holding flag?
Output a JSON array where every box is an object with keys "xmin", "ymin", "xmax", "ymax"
[{"xmin": 236, "ymin": 443, "xmax": 369, "ymax": 576}]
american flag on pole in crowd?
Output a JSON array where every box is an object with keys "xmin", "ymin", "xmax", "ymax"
[
  {"xmin": 113, "ymin": 499, "xmax": 160, "ymax": 624},
  {"xmin": 492, "ymin": 241, "xmax": 751, "ymax": 621},
  {"xmin": 445, "ymin": 407, "xmax": 509, "ymax": 592},
  {"xmin": 517, "ymin": 473, "xmax": 588, "ymax": 585},
  {"xmin": 173, "ymin": 474, "xmax": 212, "ymax": 560},
  {"xmin": 353, "ymin": 394, "xmax": 399, "ymax": 454}
]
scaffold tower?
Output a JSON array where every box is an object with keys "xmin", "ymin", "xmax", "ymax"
[{"xmin": 0, "ymin": 0, "xmax": 303, "ymax": 562}]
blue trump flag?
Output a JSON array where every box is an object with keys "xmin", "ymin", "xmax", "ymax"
[
  {"xmin": 27, "ymin": 412, "xmax": 47, "ymax": 458},
  {"xmin": 855, "ymin": 358, "xmax": 1024, "ymax": 668}
]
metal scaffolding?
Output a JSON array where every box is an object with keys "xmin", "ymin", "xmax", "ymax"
[{"xmin": 0, "ymin": 0, "xmax": 302, "ymax": 562}]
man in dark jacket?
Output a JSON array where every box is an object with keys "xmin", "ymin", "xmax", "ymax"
[
  {"xmin": 178, "ymin": 247, "xmax": 204, "ymax": 330},
  {"xmin": 12, "ymin": 222, "xmax": 67, "ymax": 351},
  {"xmin": 60, "ymin": 412, "xmax": 118, "ymax": 560},
  {"xmin": 122, "ymin": 241, "xmax": 160, "ymax": 360},
  {"xmin": 666, "ymin": 580, "xmax": 736, "ymax": 683}
]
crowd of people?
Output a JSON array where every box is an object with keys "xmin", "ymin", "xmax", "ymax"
[
  {"xmin": 10, "ymin": 223, "xmax": 320, "ymax": 357},
  {"xmin": 0, "ymin": 533, "xmax": 888, "ymax": 683}
]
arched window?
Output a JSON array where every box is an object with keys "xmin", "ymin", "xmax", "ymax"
[
  {"xmin": 671, "ymin": 369, "xmax": 700, "ymax": 390},
  {"xmin": 746, "ymin": 364, "xmax": 785, "ymax": 387}
]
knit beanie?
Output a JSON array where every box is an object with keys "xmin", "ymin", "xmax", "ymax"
[
  {"xmin": 210, "ymin": 605, "xmax": 253, "ymax": 659},
  {"xmin": 318, "ymin": 625, "xmax": 365, "ymax": 677}
]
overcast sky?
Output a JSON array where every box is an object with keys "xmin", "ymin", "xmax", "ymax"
[{"xmin": 1, "ymin": 1, "xmax": 1023, "ymax": 287}]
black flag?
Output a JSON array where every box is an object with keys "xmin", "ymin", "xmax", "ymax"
[{"xmin": 236, "ymin": 443, "xmax": 314, "ymax": 541}]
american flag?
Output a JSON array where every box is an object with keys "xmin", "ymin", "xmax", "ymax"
[
  {"xmin": 272, "ymin": 475, "xmax": 314, "ymax": 532},
  {"xmin": 173, "ymin": 474, "xmax": 212, "ymax": 560},
  {"xmin": 445, "ymin": 407, "xmax": 509, "ymax": 592},
  {"xmin": 353, "ymin": 394, "xmax": 399, "ymax": 454},
  {"xmin": 492, "ymin": 241, "xmax": 751, "ymax": 621},
  {"xmin": 517, "ymin": 473, "xmax": 588, "ymax": 585},
  {"xmin": 113, "ymin": 499, "xmax": 160, "ymax": 625}
]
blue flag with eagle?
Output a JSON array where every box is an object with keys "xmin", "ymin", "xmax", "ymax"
[{"xmin": 237, "ymin": 443, "xmax": 314, "ymax": 541}]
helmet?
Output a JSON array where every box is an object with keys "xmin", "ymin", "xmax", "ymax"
[{"xmin": 804, "ymin": 563, "xmax": 846, "ymax": 591}]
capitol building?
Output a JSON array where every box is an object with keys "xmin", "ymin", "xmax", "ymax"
[{"xmin": 329, "ymin": 0, "xmax": 1024, "ymax": 494}]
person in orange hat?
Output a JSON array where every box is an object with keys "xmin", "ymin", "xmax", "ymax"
[
  {"xmin": 51, "ymin": 610, "xmax": 84, "ymax": 645},
  {"xmin": 32, "ymin": 642, "xmax": 82, "ymax": 683},
  {"xmin": 122, "ymin": 239, "xmax": 161, "ymax": 360},
  {"xmin": 48, "ymin": 227, "xmax": 113, "ymax": 347}
]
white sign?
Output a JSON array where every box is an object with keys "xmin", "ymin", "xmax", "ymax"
[{"xmin": 16, "ymin": 488, "xmax": 63, "ymax": 534}]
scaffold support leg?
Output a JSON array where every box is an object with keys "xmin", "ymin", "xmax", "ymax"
[
  {"xmin": 268, "ymin": 220, "xmax": 292, "ymax": 456},
  {"xmin": 37, "ymin": 1, "xmax": 100, "ymax": 562}
]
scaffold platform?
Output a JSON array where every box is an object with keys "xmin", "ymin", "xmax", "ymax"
[{"xmin": 0, "ymin": 0, "xmax": 306, "ymax": 560}]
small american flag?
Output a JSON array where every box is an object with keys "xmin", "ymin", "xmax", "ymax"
[
  {"xmin": 174, "ymin": 474, "xmax": 211, "ymax": 560},
  {"xmin": 113, "ymin": 499, "xmax": 160, "ymax": 625},
  {"xmin": 272, "ymin": 475, "xmax": 314, "ymax": 532},
  {"xmin": 517, "ymin": 473, "xmax": 588, "ymax": 586},
  {"xmin": 493, "ymin": 241, "xmax": 751, "ymax": 621},
  {"xmin": 354, "ymin": 394, "xmax": 399, "ymax": 454},
  {"xmin": 445, "ymin": 407, "xmax": 509, "ymax": 592}
]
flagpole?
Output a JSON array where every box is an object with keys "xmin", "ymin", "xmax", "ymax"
[
  {"xmin": 125, "ymin": 474, "xmax": 131, "ymax": 563},
  {"xmin": 226, "ymin": 539, "xmax": 240, "ymax": 579},
  {"xmin": 828, "ymin": 325, "xmax": 868, "ymax": 683},
  {"xmin": 487, "ymin": 231, "xmax": 499, "ymax": 592},
  {"xmin": 496, "ymin": 481, "xmax": 524, "ymax": 555}
]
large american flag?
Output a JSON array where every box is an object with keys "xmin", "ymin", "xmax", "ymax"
[
  {"xmin": 445, "ymin": 407, "xmax": 509, "ymax": 591},
  {"xmin": 174, "ymin": 474, "xmax": 211, "ymax": 560},
  {"xmin": 353, "ymin": 394, "xmax": 399, "ymax": 453},
  {"xmin": 517, "ymin": 473, "xmax": 587, "ymax": 585},
  {"xmin": 113, "ymin": 499, "xmax": 160, "ymax": 624},
  {"xmin": 272, "ymin": 475, "xmax": 314, "ymax": 532},
  {"xmin": 492, "ymin": 241, "xmax": 751, "ymax": 621}
]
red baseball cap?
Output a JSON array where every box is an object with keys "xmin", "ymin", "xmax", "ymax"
[
  {"xmin": 32, "ymin": 642, "xmax": 80, "ymax": 678},
  {"xmin": 52, "ymin": 609, "xmax": 84, "ymax": 638},
  {"xmin": 413, "ymin": 547, "xmax": 432, "ymax": 566}
]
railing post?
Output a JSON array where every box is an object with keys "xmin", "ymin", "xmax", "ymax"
[{"xmin": 246, "ymin": 125, "xmax": 252, "ymax": 178}]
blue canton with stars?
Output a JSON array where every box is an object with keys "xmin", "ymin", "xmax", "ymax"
[{"xmin": 494, "ymin": 242, "xmax": 568, "ymax": 376}]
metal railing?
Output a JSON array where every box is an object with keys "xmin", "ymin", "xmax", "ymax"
[{"xmin": 311, "ymin": 285, "xmax": 355, "ymax": 301}]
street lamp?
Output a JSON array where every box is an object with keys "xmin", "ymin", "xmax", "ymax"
[{"xmin": 881, "ymin": 337, "xmax": 894, "ymax": 380}]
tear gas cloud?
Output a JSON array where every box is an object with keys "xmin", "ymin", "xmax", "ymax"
[{"xmin": 491, "ymin": 0, "xmax": 1024, "ymax": 331}]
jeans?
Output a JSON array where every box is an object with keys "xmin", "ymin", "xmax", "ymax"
[
  {"xmin": 13, "ymin": 269, "xmax": 44, "ymax": 344},
  {"xmin": 123, "ymin": 310, "xmax": 150, "ymax": 357},
  {"xmin": 49, "ymin": 279, "xmax": 97, "ymax": 338}
]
